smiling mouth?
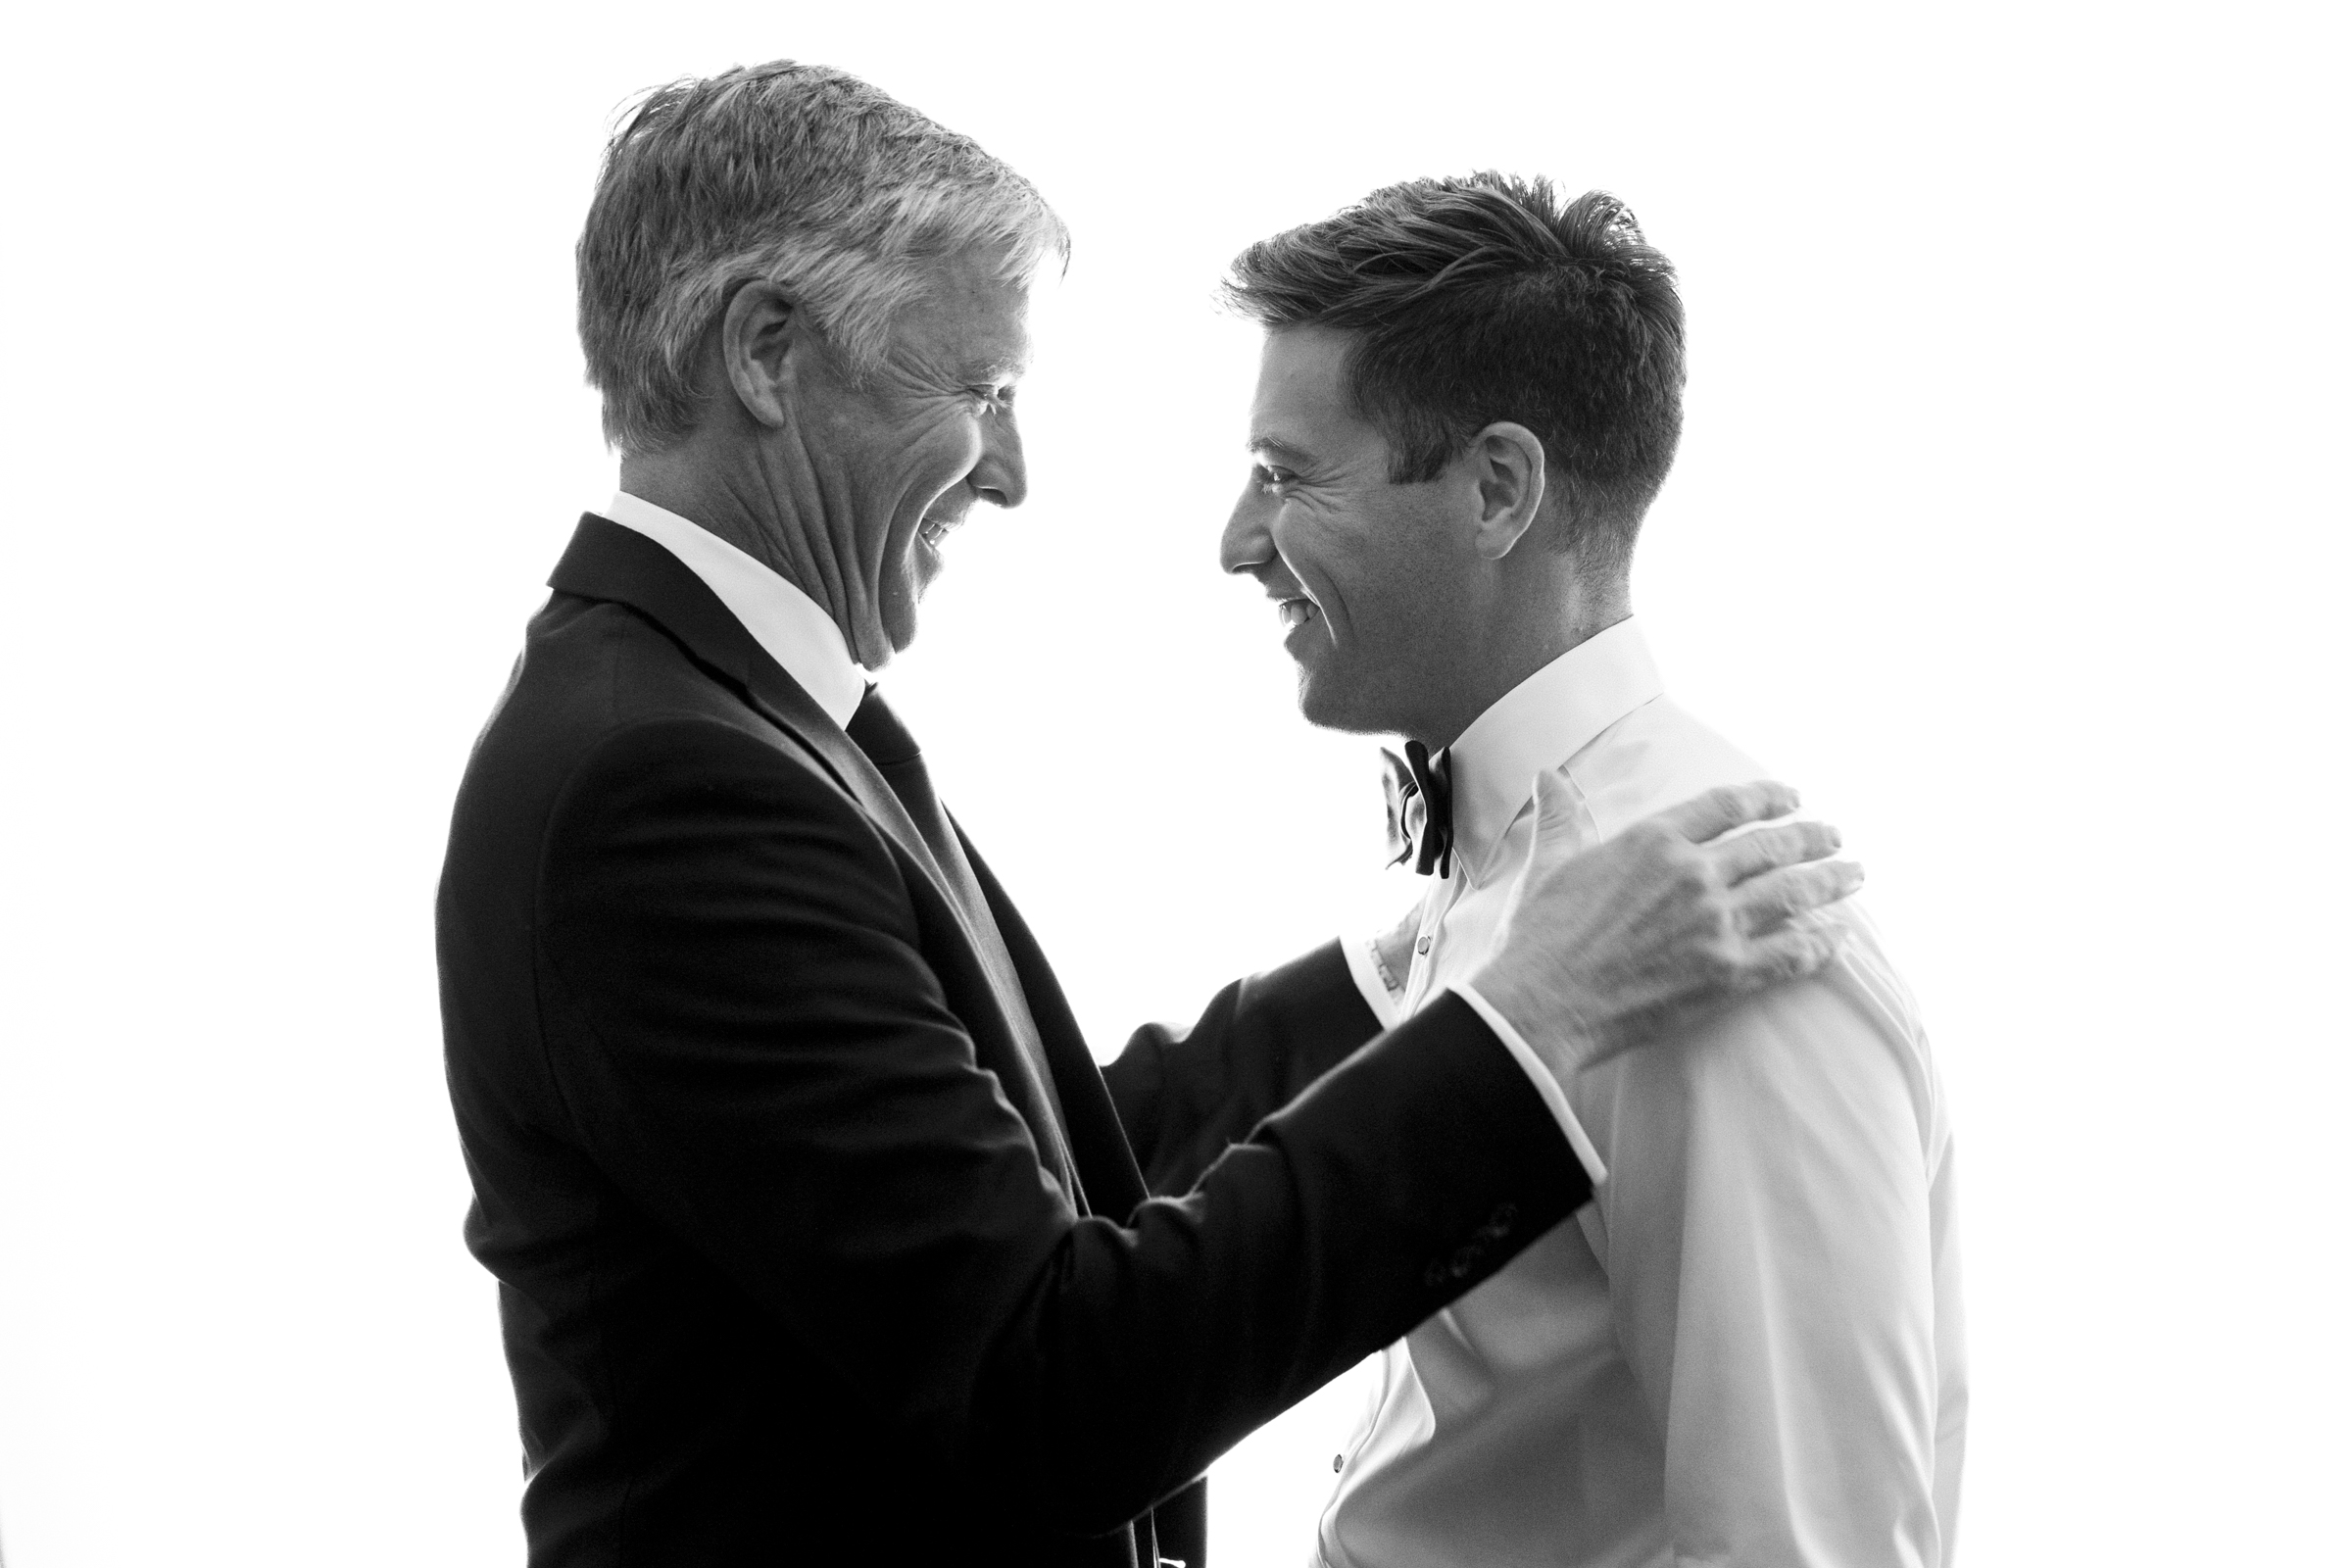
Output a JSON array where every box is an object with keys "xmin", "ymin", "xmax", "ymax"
[
  {"xmin": 1277, "ymin": 597, "xmax": 1319, "ymax": 632},
  {"xmin": 918, "ymin": 513, "xmax": 961, "ymax": 549}
]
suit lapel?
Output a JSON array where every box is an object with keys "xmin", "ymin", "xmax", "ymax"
[
  {"xmin": 548, "ymin": 514, "xmax": 1092, "ymax": 1200},
  {"xmin": 959, "ymin": 830, "xmax": 1151, "ymax": 1221},
  {"xmin": 548, "ymin": 515, "xmax": 956, "ymax": 902}
]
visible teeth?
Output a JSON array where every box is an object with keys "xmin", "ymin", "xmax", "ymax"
[{"xmin": 1279, "ymin": 600, "xmax": 1316, "ymax": 629}]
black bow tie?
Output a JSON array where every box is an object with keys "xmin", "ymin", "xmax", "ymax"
[{"xmin": 1380, "ymin": 741, "xmax": 1454, "ymax": 877}]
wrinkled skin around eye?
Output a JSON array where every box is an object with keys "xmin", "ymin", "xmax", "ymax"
[{"xmin": 768, "ymin": 247, "xmax": 1033, "ymax": 669}]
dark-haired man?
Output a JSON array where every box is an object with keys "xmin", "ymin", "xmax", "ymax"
[
  {"xmin": 1221, "ymin": 179, "xmax": 1965, "ymax": 1567},
  {"xmin": 437, "ymin": 68, "xmax": 1865, "ymax": 1567}
]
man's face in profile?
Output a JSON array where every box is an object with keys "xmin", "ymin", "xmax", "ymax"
[
  {"xmin": 796, "ymin": 244, "xmax": 1032, "ymax": 665},
  {"xmin": 1223, "ymin": 325, "xmax": 1474, "ymax": 738}
]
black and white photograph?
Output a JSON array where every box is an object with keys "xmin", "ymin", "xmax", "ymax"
[{"xmin": 1, "ymin": 3, "xmax": 2342, "ymax": 1565}]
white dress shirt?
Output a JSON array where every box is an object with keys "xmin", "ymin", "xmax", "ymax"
[
  {"xmin": 1324, "ymin": 619, "xmax": 1966, "ymax": 1568},
  {"xmin": 600, "ymin": 491, "xmax": 1600, "ymax": 1166},
  {"xmin": 602, "ymin": 490, "xmax": 868, "ymax": 728}
]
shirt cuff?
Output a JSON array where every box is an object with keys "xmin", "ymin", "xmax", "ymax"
[
  {"xmin": 1341, "ymin": 933, "xmax": 1401, "ymax": 1030},
  {"xmin": 1454, "ymin": 983, "xmax": 1608, "ymax": 1186}
]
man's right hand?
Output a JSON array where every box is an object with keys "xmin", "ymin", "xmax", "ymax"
[{"xmin": 1470, "ymin": 773, "xmax": 1861, "ymax": 1081}]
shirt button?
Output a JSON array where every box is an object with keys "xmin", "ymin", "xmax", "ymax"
[{"xmin": 1415, "ymin": 935, "xmax": 1433, "ymax": 956}]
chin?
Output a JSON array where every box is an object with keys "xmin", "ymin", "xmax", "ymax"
[
  {"xmin": 867, "ymin": 564, "xmax": 929, "ymax": 665},
  {"xmin": 1294, "ymin": 667, "xmax": 1394, "ymax": 737}
]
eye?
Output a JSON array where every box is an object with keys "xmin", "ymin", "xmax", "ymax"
[
  {"xmin": 971, "ymin": 384, "xmax": 1016, "ymax": 415},
  {"xmin": 1253, "ymin": 464, "xmax": 1295, "ymax": 497}
]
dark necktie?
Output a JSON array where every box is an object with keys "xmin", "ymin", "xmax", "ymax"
[
  {"xmin": 1380, "ymin": 741, "xmax": 1454, "ymax": 877},
  {"xmin": 846, "ymin": 688, "xmax": 1076, "ymax": 1178}
]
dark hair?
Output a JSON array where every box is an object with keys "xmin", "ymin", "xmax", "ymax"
[{"xmin": 1223, "ymin": 175, "xmax": 1684, "ymax": 571}]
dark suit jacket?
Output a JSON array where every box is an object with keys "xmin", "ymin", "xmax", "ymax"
[{"xmin": 436, "ymin": 515, "xmax": 1592, "ymax": 1566}]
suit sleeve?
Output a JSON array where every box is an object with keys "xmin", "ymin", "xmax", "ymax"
[
  {"xmin": 536, "ymin": 717, "xmax": 1592, "ymax": 1537},
  {"xmin": 1100, "ymin": 941, "xmax": 1383, "ymax": 1196},
  {"xmin": 1574, "ymin": 961, "xmax": 1945, "ymax": 1567}
]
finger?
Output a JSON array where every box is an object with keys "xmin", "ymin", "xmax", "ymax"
[
  {"xmin": 1515, "ymin": 770, "xmax": 1581, "ymax": 883},
  {"xmin": 1530, "ymin": 766, "xmax": 1578, "ymax": 829},
  {"xmin": 1507, "ymin": 769, "xmax": 1569, "ymax": 892},
  {"xmin": 1739, "ymin": 919, "xmax": 1850, "ymax": 987},
  {"xmin": 1715, "ymin": 819, "xmax": 1842, "ymax": 885},
  {"xmin": 1654, "ymin": 780, "xmax": 1801, "ymax": 844},
  {"xmin": 1732, "ymin": 858, "xmax": 1865, "ymax": 935}
]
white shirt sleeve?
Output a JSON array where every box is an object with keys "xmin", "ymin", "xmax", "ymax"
[
  {"xmin": 1341, "ymin": 933, "xmax": 1401, "ymax": 1030},
  {"xmin": 1574, "ymin": 966, "xmax": 1946, "ymax": 1567}
]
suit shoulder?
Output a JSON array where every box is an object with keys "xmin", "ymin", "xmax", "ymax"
[
  {"xmin": 472, "ymin": 597, "xmax": 828, "ymax": 773},
  {"xmin": 515, "ymin": 595, "xmax": 759, "ymax": 733},
  {"xmin": 550, "ymin": 709, "xmax": 854, "ymax": 827},
  {"xmin": 447, "ymin": 599, "xmax": 862, "ymax": 881}
]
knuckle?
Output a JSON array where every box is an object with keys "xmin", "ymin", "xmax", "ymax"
[{"xmin": 1706, "ymin": 905, "xmax": 1737, "ymax": 946}]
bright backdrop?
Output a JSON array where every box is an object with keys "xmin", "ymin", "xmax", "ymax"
[{"xmin": 1, "ymin": 3, "xmax": 2344, "ymax": 1564}]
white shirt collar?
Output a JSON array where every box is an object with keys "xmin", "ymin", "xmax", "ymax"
[
  {"xmin": 602, "ymin": 491, "xmax": 869, "ymax": 730},
  {"xmin": 1446, "ymin": 617, "xmax": 1665, "ymax": 876}
]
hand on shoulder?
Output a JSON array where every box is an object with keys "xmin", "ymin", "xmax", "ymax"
[{"xmin": 1473, "ymin": 774, "xmax": 1861, "ymax": 1078}]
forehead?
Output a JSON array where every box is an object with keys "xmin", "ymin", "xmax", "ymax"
[
  {"xmin": 896, "ymin": 244, "xmax": 1033, "ymax": 375},
  {"xmin": 1250, "ymin": 325, "xmax": 1375, "ymax": 455}
]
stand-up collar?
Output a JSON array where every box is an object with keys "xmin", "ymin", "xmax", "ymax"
[
  {"xmin": 1446, "ymin": 618, "xmax": 1665, "ymax": 882},
  {"xmin": 602, "ymin": 491, "xmax": 868, "ymax": 729}
]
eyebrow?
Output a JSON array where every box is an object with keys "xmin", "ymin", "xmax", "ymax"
[
  {"xmin": 961, "ymin": 354, "xmax": 1029, "ymax": 383},
  {"xmin": 1247, "ymin": 434, "xmax": 1316, "ymax": 466}
]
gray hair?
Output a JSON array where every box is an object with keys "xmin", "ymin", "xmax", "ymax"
[{"xmin": 577, "ymin": 61, "xmax": 1069, "ymax": 453}]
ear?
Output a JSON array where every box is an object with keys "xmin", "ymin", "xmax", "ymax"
[
  {"xmin": 715, "ymin": 280, "xmax": 806, "ymax": 429},
  {"xmin": 1467, "ymin": 421, "xmax": 1547, "ymax": 560}
]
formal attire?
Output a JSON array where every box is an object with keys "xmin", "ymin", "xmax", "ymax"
[
  {"xmin": 1323, "ymin": 620, "xmax": 1966, "ymax": 1568},
  {"xmin": 436, "ymin": 500, "xmax": 1602, "ymax": 1567}
]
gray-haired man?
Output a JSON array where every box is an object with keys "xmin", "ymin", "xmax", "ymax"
[{"xmin": 436, "ymin": 63, "xmax": 1860, "ymax": 1566}]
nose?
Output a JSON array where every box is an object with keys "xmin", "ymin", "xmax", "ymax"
[
  {"xmin": 1220, "ymin": 475, "xmax": 1276, "ymax": 577},
  {"xmin": 970, "ymin": 406, "xmax": 1028, "ymax": 511}
]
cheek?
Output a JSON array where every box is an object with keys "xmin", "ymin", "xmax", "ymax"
[
  {"xmin": 1271, "ymin": 506, "xmax": 1350, "ymax": 599},
  {"xmin": 1275, "ymin": 502, "xmax": 1417, "ymax": 630},
  {"xmin": 900, "ymin": 411, "xmax": 983, "ymax": 501},
  {"xmin": 866, "ymin": 422, "xmax": 978, "ymax": 567}
]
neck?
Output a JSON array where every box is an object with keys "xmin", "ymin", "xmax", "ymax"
[
  {"xmin": 618, "ymin": 443, "xmax": 842, "ymax": 622},
  {"xmin": 1411, "ymin": 574, "xmax": 1631, "ymax": 751}
]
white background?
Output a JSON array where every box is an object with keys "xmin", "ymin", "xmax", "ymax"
[{"xmin": 2, "ymin": 2, "xmax": 2344, "ymax": 1564}]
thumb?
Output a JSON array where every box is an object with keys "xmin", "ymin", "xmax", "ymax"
[
  {"xmin": 1512, "ymin": 767, "xmax": 1576, "ymax": 889},
  {"xmin": 1530, "ymin": 766, "xmax": 1578, "ymax": 832}
]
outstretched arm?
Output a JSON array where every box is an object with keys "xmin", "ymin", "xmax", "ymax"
[
  {"xmin": 1102, "ymin": 941, "xmax": 1383, "ymax": 1196},
  {"xmin": 540, "ymin": 717, "xmax": 1587, "ymax": 1537},
  {"xmin": 1116, "ymin": 775, "xmax": 1862, "ymax": 1201}
]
